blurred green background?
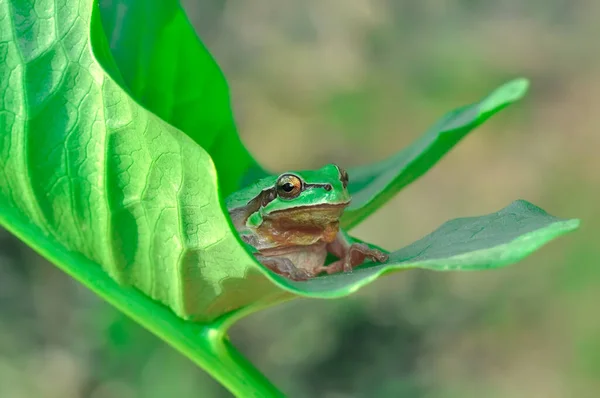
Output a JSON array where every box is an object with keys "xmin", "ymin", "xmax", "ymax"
[{"xmin": 1, "ymin": 1, "xmax": 598, "ymax": 397}]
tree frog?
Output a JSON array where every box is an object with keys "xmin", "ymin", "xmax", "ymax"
[{"xmin": 226, "ymin": 164, "xmax": 388, "ymax": 281}]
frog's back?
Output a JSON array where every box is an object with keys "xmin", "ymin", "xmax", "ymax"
[{"xmin": 225, "ymin": 175, "xmax": 278, "ymax": 210}]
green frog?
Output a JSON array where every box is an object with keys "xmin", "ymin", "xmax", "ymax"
[{"xmin": 226, "ymin": 164, "xmax": 388, "ymax": 281}]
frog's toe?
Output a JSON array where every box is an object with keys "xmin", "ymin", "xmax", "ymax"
[
  {"xmin": 372, "ymin": 250, "xmax": 389, "ymax": 263},
  {"xmin": 255, "ymin": 255, "xmax": 312, "ymax": 281},
  {"xmin": 290, "ymin": 269, "xmax": 311, "ymax": 281},
  {"xmin": 314, "ymin": 262, "xmax": 344, "ymax": 276},
  {"xmin": 277, "ymin": 259, "xmax": 312, "ymax": 281}
]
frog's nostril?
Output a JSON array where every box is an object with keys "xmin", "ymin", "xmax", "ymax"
[{"xmin": 324, "ymin": 184, "xmax": 332, "ymax": 191}]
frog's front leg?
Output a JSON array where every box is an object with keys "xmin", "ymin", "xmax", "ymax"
[
  {"xmin": 254, "ymin": 254, "xmax": 313, "ymax": 281},
  {"xmin": 320, "ymin": 230, "xmax": 388, "ymax": 275}
]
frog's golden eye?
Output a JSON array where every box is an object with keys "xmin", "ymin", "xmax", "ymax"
[{"xmin": 276, "ymin": 174, "xmax": 303, "ymax": 199}]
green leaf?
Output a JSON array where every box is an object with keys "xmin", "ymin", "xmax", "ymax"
[
  {"xmin": 1, "ymin": 0, "xmax": 272, "ymax": 322},
  {"xmin": 0, "ymin": 0, "xmax": 579, "ymax": 395},
  {"xmin": 0, "ymin": 0, "xmax": 283, "ymax": 395},
  {"xmin": 97, "ymin": 0, "xmax": 265, "ymax": 196},
  {"xmin": 342, "ymin": 78, "xmax": 530, "ymax": 229},
  {"xmin": 0, "ymin": 0, "xmax": 578, "ymax": 327}
]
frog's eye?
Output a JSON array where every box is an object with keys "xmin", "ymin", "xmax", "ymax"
[
  {"xmin": 276, "ymin": 174, "xmax": 303, "ymax": 199},
  {"xmin": 339, "ymin": 168, "xmax": 349, "ymax": 189}
]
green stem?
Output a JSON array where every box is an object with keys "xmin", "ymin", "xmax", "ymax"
[
  {"xmin": 202, "ymin": 329, "xmax": 285, "ymax": 397},
  {"xmin": 1, "ymin": 213, "xmax": 284, "ymax": 398},
  {"xmin": 195, "ymin": 327, "xmax": 285, "ymax": 397},
  {"xmin": 87, "ymin": 271, "xmax": 285, "ymax": 397}
]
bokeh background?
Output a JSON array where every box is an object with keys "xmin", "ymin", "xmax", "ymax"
[{"xmin": 1, "ymin": 1, "xmax": 599, "ymax": 397}]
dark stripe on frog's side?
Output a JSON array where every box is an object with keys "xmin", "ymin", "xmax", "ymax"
[{"xmin": 228, "ymin": 187, "xmax": 277, "ymax": 229}]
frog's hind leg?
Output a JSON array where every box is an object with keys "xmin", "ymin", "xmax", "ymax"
[
  {"xmin": 254, "ymin": 254, "xmax": 312, "ymax": 281},
  {"xmin": 324, "ymin": 230, "xmax": 388, "ymax": 274}
]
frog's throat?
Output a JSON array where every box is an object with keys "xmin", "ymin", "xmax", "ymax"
[{"xmin": 261, "ymin": 202, "xmax": 349, "ymax": 230}]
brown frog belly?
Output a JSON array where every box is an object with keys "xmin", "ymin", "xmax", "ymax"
[{"xmin": 258, "ymin": 243, "xmax": 329, "ymax": 272}]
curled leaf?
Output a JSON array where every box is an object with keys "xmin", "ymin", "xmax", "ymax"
[{"xmin": 0, "ymin": 0, "xmax": 578, "ymax": 331}]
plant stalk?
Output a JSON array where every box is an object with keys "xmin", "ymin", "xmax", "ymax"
[
  {"xmin": 201, "ymin": 328, "xmax": 285, "ymax": 397},
  {"xmin": 0, "ymin": 216, "xmax": 285, "ymax": 398}
]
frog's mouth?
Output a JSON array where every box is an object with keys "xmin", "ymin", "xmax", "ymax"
[{"xmin": 266, "ymin": 201, "xmax": 351, "ymax": 226}]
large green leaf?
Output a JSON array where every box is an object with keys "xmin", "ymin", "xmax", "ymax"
[
  {"xmin": 0, "ymin": 0, "xmax": 580, "ymax": 394},
  {"xmin": 1, "ymin": 0, "xmax": 269, "ymax": 322},
  {"xmin": 0, "ymin": 0, "xmax": 579, "ymax": 323}
]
